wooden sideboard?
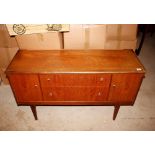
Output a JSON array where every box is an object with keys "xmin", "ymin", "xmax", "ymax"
[{"xmin": 5, "ymin": 49, "xmax": 145, "ymax": 120}]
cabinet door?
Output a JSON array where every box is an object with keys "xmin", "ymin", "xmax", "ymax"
[
  {"xmin": 108, "ymin": 74, "xmax": 143, "ymax": 103},
  {"xmin": 8, "ymin": 74, "xmax": 42, "ymax": 102}
]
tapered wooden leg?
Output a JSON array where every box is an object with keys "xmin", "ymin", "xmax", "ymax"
[
  {"xmin": 113, "ymin": 105, "xmax": 120, "ymax": 120},
  {"xmin": 30, "ymin": 106, "xmax": 38, "ymax": 120}
]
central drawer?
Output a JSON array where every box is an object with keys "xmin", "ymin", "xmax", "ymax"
[
  {"xmin": 41, "ymin": 86, "xmax": 110, "ymax": 101},
  {"xmin": 39, "ymin": 74, "xmax": 111, "ymax": 87},
  {"xmin": 39, "ymin": 74, "xmax": 111, "ymax": 101}
]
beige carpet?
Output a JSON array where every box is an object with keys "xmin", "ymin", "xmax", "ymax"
[{"xmin": 0, "ymin": 34, "xmax": 155, "ymax": 131}]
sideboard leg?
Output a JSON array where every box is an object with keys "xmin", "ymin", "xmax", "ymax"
[
  {"xmin": 113, "ymin": 105, "xmax": 120, "ymax": 120},
  {"xmin": 30, "ymin": 106, "xmax": 38, "ymax": 120}
]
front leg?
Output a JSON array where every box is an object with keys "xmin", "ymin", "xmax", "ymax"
[
  {"xmin": 113, "ymin": 105, "xmax": 120, "ymax": 120},
  {"xmin": 30, "ymin": 106, "xmax": 38, "ymax": 120}
]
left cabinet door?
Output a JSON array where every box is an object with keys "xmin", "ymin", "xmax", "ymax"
[{"xmin": 8, "ymin": 74, "xmax": 42, "ymax": 102}]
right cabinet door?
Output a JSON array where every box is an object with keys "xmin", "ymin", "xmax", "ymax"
[{"xmin": 108, "ymin": 73, "xmax": 144, "ymax": 103}]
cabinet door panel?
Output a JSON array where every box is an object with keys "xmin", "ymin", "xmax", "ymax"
[
  {"xmin": 108, "ymin": 74, "xmax": 143, "ymax": 103},
  {"xmin": 42, "ymin": 87, "xmax": 109, "ymax": 101},
  {"xmin": 8, "ymin": 74, "xmax": 42, "ymax": 102}
]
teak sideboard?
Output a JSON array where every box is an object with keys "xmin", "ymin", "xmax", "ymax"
[{"xmin": 5, "ymin": 49, "xmax": 146, "ymax": 120}]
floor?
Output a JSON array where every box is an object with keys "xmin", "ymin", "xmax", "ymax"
[{"xmin": 0, "ymin": 34, "xmax": 155, "ymax": 131}]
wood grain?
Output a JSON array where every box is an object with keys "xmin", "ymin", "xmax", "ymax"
[
  {"xmin": 108, "ymin": 73, "xmax": 144, "ymax": 102},
  {"xmin": 6, "ymin": 49, "xmax": 145, "ymax": 74},
  {"xmin": 8, "ymin": 74, "xmax": 43, "ymax": 102},
  {"xmin": 39, "ymin": 74, "xmax": 111, "ymax": 87},
  {"xmin": 41, "ymin": 86, "xmax": 110, "ymax": 101}
]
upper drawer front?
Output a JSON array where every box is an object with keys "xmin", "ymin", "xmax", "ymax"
[{"xmin": 39, "ymin": 74, "xmax": 111, "ymax": 87}]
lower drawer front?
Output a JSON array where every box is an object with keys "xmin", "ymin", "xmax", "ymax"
[{"xmin": 42, "ymin": 87, "xmax": 109, "ymax": 101}]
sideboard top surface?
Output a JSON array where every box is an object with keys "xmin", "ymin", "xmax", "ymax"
[{"xmin": 6, "ymin": 49, "xmax": 145, "ymax": 74}]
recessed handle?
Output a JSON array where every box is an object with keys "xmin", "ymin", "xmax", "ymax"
[
  {"xmin": 100, "ymin": 77, "xmax": 104, "ymax": 81},
  {"xmin": 47, "ymin": 78, "xmax": 51, "ymax": 81},
  {"xmin": 49, "ymin": 92, "xmax": 53, "ymax": 96},
  {"xmin": 97, "ymin": 92, "xmax": 102, "ymax": 96}
]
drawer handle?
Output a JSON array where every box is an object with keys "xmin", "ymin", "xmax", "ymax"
[
  {"xmin": 49, "ymin": 92, "xmax": 53, "ymax": 96},
  {"xmin": 34, "ymin": 84, "xmax": 38, "ymax": 87},
  {"xmin": 97, "ymin": 92, "xmax": 102, "ymax": 96},
  {"xmin": 47, "ymin": 78, "xmax": 51, "ymax": 81},
  {"xmin": 100, "ymin": 77, "xmax": 104, "ymax": 81},
  {"xmin": 112, "ymin": 84, "xmax": 116, "ymax": 87}
]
